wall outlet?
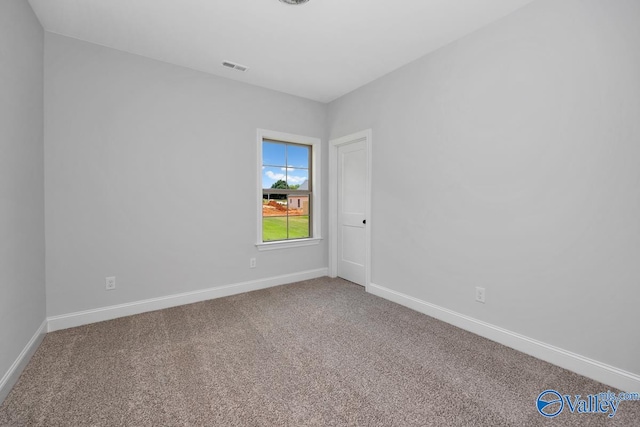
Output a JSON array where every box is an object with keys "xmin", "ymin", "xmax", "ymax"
[
  {"xmin": 105, "ymin": 276, "xmax": 116, "ymax": 290},
  {"xmin": 249, "ymin": 258, "xmax": 256, "ymax": 268},
  {"xmin": 475, "ymin": 286, "xmax": 485, "ymax": 303}
]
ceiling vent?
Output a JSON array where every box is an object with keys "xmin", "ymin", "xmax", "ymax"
[{"xmin": 222, "ymin": 61, "xmax": 249, "ymax": 72}]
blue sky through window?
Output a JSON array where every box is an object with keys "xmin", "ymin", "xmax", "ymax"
[{"xmin": 263, "ymin": 141, "xmax": 309, "ymax": 189}]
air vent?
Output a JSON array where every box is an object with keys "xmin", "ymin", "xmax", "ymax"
[{"xmin": 222, "ymin": 61, "xmax": 249, "ymax": 72}]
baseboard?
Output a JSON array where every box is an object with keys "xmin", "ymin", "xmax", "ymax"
[
  {"xmin": 48, "ymin": 268, "xmax": 328, "ymax": 332},
  {"xmin": 0, "ymin": 320, "xmax": 47, "ymax": 404},
  {"xmin": 367, "ymin": 282, "xmax": 640, "ymax": 393}
]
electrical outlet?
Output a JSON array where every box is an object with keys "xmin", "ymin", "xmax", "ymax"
[
  {"xmin": 105, "ymin": 276, "xmax": 116, "ymax": 290},
  {"xmin": 475, "ymin": 287, "xmax": 485, "ymax": 303},
  {"xmin": 249, "ymin": 258, "xmax": 256, "ymax": 268}
]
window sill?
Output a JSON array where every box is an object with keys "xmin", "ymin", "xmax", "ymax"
[{"xmin": 256, "ymin": 237, "xmax": 322, "ymax": 251}]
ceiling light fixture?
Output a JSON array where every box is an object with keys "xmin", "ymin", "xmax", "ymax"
[{"xmin": 279, "ymin": 0, "xmax": 310, "ymax": 5}]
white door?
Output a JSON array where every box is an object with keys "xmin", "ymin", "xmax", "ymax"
[{"xmin": 337, "ymin": 139, "xmax": 367, "ymax": 285}]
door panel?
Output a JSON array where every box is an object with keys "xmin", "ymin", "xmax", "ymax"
[{"xmin": 342, "ymin": 226, "xmax": 365, "ymax": 266}]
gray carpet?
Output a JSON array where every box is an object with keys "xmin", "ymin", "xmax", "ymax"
[{"xmin": 0, "ymin": 277, "xmax": 637, "ymax": 426}]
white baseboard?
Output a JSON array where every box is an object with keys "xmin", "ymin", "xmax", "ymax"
[
  {"xmin": 367, "ymin": 282, "xmax": 640, "ymax": 393},
  {"xmin": 48, "ymin": 268, "xmax": 328, "ymax": 332},
  {"xmin": 0, "ymin": 320, "xmax": 47, "ymax": 404}
]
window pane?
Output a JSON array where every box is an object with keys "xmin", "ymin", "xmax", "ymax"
[
  {"xmin": 286, "ymin": 168, "xmax": 308, "ymax": 189},
  {"xmin": 287, "ymin": 195, "xmax": 309, "ymax": 216},
  {"xmin": 287, "ymin": 215, "xmax": 309, "ymax": 239},
  {"xmin": 262, "ymin": 166, "xmax": 288, "ymax": 189},
  {"xmin": 287, "ymin": 144, "xmax": 309, "ymax": 169},
  {"xmin": 263, "ymin": 141, "xmax": 286, "ymax": 167},
  {"xmin": 263, "ymin": 217, "xmax": 288, "ymax": 241},
  {"xmin": 263, "ymin": 193, "xmax": 287, "ymax": 213}
]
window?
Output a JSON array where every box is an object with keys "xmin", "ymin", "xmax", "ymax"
[
  {"xmin": 262, "ymin": 140, "xmax": 310, "ymax": 241},
  {"xmin": 257, "ymin": 130, "xmax": 321, "ymax": 250}
]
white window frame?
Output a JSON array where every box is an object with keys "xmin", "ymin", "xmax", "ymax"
[{"xmin": 256, "ymin": 129, "xmax": 322, "ymax": 251}]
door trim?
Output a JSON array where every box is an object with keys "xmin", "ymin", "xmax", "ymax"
[{"xmin": 329, "ymin": 129, "xmax": 372, "ymax": 289}]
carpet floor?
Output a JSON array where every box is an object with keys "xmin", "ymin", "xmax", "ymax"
[{"xmin": 0, "ymin": 277, "xmax": 637, "ymax": 426}]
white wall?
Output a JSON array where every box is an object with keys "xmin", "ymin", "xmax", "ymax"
[
  {"xmin": 44, "ymin": 33, "xmax": 328, "ymax": 317},
  {"xmin": 0, "ymin": 0, "xmax": 46, "ymax": 395},
  {"xmin": 328, "ymin": 0, "xmax": 640, "ymax": 376}
]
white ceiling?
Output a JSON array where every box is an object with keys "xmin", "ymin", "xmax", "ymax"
[{"xmin": 28, "ymin": 0, "xmax": 535, "ymax": 103}]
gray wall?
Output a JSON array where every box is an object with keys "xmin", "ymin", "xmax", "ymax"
[
  {"xmin": 44, "ymin": 34, "xmax": 328, "ymax": 317},
  {"xmin": 0, "ymin": 0, "xmax": 46, "ymax": 382},
  {"xmin": 328, "ymin": 0, "xmax": 640, "ymax": 375}
]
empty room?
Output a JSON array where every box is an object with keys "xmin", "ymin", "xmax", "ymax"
[{"xmin": 1, "ymin": 0, "xmax": 639, "ymax": 425}]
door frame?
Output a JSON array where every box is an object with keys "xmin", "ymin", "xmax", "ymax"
[{"xmin": 329, "ymin": 129, "xmax": 372, "ymax": 289}]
